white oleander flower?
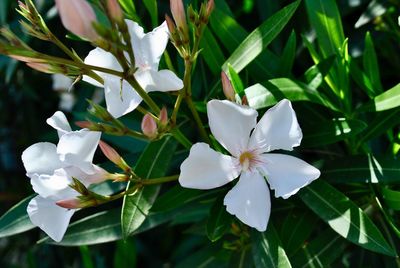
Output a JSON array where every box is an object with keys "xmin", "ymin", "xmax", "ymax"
[
  {"xmin": 21, "ymin": 111, "xmax": 106, "ymax": 241},
  {"xmin": 179, "ymin": 99, "xmax": 320, "ymax": 231},
  {"xmin": 83, "ymin": 20, "xmax": 183, "ymax": 118}
]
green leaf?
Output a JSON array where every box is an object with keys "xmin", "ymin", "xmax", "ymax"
[
  {"xmin": 222, "ymin": 0, "xmax": 300, "ymax": 74},
  {"xmin": 291, "ymin": 229, "xmax": 348, "ymax": 268},
  {"xmin": 323, "ymin": 155, "xmax": 400, "ymax": 184},
  {"xmin": 176, "ymin": 243, "xmax": 230, "ymax": 268},
  {"xmin": 200, "ymin": 28, "xmax": 225, "ymax": 75},
  {"xmin": 359, "ymin": 83, "xmax": 400, "ymax": 112},
  {"xmin": 278, "ymin": 30, "xmax": 297, "ymax": 76},
  {"xmin": 227, "ymin": 64, "xmax": 244, "ymax": 97},
  {"xmin": 363, "ymin": 32, "xmax": 382, "ymax": 94},
  {"xmin": 142, "ymin": 0, "xmax": 158, "ymax": 27},
  {"xmin": 244, "ymin": 78, "xmax": 338, "ymax": 111},
  {"xmin": 349, "ymin": 58, "xmax": 376, "ymax": 99},
  {"xmin": 304, "ymin": 0, "xmax": 345, "ymax": 57},
  {"xmin": 303, "ymin": 55, "xmax": 336, "ymax": 90},
  {"xmin": 114, "ymin": 238, "xmax": 137, "ymax": 268},
  {"xmin": 301, "ymin": 118, "xmax": 367, "ymax": 147},
  {"xmin": 118, "ymin": 0, "xmax": 140, "ymax": 22},
  {"xmin": 298, "ymin": 180, "xmax": 397, "ymax": 256},
  {"xmin": 206, "ymin": 195, "xmax": 232, "ymax": 242},
  {"xmin": 0, "ymin": 195, "xmax": 35, "ymax": 238},
  {"xmin": 210, "ymin": 8, "xmax": 279, "ymax": 79},
  {"xmin": 382, "ymin": 187, "xmax": 400, "ymax": 211},
  {"xmin": 280, "ymin": 210, "xmax": 317, "ymax": 256},
  {"xmin": 121, "ymin": 137, "xmax": 177, "ymax": 239},
  {"xmin": 251, "ymin": 225, "xmax": 292, "ymax": 268}
]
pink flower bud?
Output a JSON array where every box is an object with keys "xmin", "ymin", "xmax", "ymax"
[
  {"xmin": 206, "ymin": 0, "xmax": 215, "ymax": 17},
  {"xmin": 141, "ymin": 114, "xmax": 158, "ymax": 139},
  {"xmin": 75, "ymin": 121, "xmax": 92, "ymax": 129},
  {"xmin": 99, "ymin": 140, "xmax": 122, "ymax": 166},
  {"xmin": 107, "ymin": 0, "xmax": 123, "ymax": 22},
  {"xmin": 159, "ymin": 107, "xmax": 168, "ymax": 127},
  {"xmin": 165, "ymin": 14, "xmax": 177, "ymax": 35},
  {"xmin": 55, "ymin": 0, "xmax": 99, "ymax": 41},
  {"xmin": 56, "ymin": 198, "xmax": 84, "ymax": 209},
  {"xmin": 221, "ymin": 72, "xmax": 235, "ymax": 102},
  {"xmin": 26, "ymin": 62, "xmax": 52, "ymax": 73},
  {"xmin": 170, "ymin": 0, "xmax": 188, "ymax": 36}
]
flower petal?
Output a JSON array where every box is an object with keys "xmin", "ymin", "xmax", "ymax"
[
  {"xmin": 224, "ymin": 171, "xmax": 271, "ymax": 231},
  {"xmin": 82, "ymin": 47, "xmax": 122, "ymax": 87},
  {"xmin": 259, "ymin": 153, "xmax": 320, "ymax": 199},
  {"xmin": 22, "ymin": 142, "xmax": 63, "ymax": 176},
  {"xmin": 104, "ymin": 76, "xmax": 142, "ymax": 118},
  {"xmin": 57, "ymin": 130, "xmax": 101, "ymax": 173},
  {"xmin": 30, "ymin": 168, "xmax": 76, "ymax": 200},
  {"xmin": 135, "ymin": 69, "xmax": 183, "ymax": 93},
  {"xmin": 27, "ymin": 196, "xmax": 75, "ymax": 242},
  {"xmin": 207, "ymin": 100, "xmax": 257, "ymax": 157},
  {"xmin": 179, "ymin": 143, "xmax": 240, "ymax": 189},
  {"xmin": 126, "ymin": 20, "xmax": 169, "ymax": 70},
  {"xmin": 64, "ymin": 164, "xmax": 109, "ymax": 185},
  {"xmin": 46, "ymin": 111, "xmax": 72, "ymax": 138},
  {"xmin": 249, "ymin": 99, "xmax": 302, "ymax": 153}
]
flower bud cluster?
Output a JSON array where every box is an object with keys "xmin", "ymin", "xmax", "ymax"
[{"xmin": 141, "ymin": 107, "xmax": 170, "ymax": 140}]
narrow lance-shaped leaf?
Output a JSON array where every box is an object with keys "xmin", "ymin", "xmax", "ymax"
[
  {"xmin": 298, "ymin": 180, "xmax": 397, "ymax": 257},
  {"xmin": 363, "ymin": 31, "xmax": 382, "ymax": 94},
  {"xmin": 200, "ymin": 28, "xmax": 225, "ymax": 75},
  {"xmin": 121, "ymin": 137, "xmax": 177, "ymax": 239},
  {"xmin": 222, "ymin": 0, "xmax": 300, "ymax": 74},
  {"xmin": 251, "ymin": 225, "xmax": 292, "ymax": 268},
  {"xmin": 0, "ymin": 195, "xmax": 36, "ymax": 238},
  {"xmin": 359, "ymin": 83, "xmax": 400, "ymax": 112},
  {"xmin": 278, "ymin": 30, "xmax": 296, "ymax": 76},
  {"xmin": 206, "ymin": 194, "xmax": 232, "ymax": 242}
]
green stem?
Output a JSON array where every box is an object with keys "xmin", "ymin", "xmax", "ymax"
[
  {"xmin": 125, "ymin": 76, "xmax": 161, "ymax": 114},
  {"xmin": 137, "ymin": 175, "xmax": 179, "ymax": 185},
  {"xmin": 170, "ymin": 128, "xmax": 192, "ymax": 149}
]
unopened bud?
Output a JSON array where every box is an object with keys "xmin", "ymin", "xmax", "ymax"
[
  {"xmin": 56, "ymin": 198, "xmax": 84, "ymax": 209},
  {"xmin": 26, "ymin": 62, "xmax": 52, "ymax": 73},
  {"xmin": 99, "ymin": 140, "xmax": 130, "ymax": 171},
  {"xmin": 206, "ymin": 0, "xmax": 215, "ymax": 18},
  {"xmin": 170, "ymin": 0, "xmax": 188, "ymax": 37},
  {"xmin": 165, "ymin": 14, "xmax": 177, "ymax": 35},
  {"xmin": 55, "ymin": 0, "xmax": 99, "ymax": 41},
  {"xmin": 241, "ymin": 95, "xmax": 249, "ymax": 106},
  {"xmin": 159, "ymin": 107, "xmax": 168, "ymax": 127},
  {"xmin": 107, "ymin": 0, "xmax": 123, "ymax": 23},
  {"xmin": 75, "ymin": 121, "xmax": 93, "ymax": 129},
  {"xmin": 221, "ymin": 72, "xmax": 235, "ymax": 102},
  {"xmin": 141, "ymin": 114, "xmax": 158, "ymax": 139}
]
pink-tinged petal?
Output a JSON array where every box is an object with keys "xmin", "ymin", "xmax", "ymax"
[
  {"xmin": 46, "ymin": 111, "xmax": 72, "ymax": 138},
  {"xmin": 22, "ymin": 142, "xmax": 63, "ymax": 177},
  {"xmin": 249, "ymin": 99, "xmax": 302, "ymax": 153},
  {"xmin": 64, "ymin": 164, "xmax": 109, "ymax": 185},
  {"xmin": 83, "ymin": 47, "xmax": 122, "ymax": 87},
  {"xmin": 126, "ymin": 20, "xmax": 169, "ymax": 70},
  {"xmin": 30, "ymin": 168, "xmax": 76, "ymax": 200},
  {"xmin": 207, "ymin": 100, "xmax": 257, "ymax": 157},
  {"xmin": 55, "ymin": 0, "xmax": 98, "ymax": 41},
  {"xmin": 224, "ymin": 171, "xmax": 270, "ymax": 231},
  {"xmin": 27, "ymin": 196, "xmax": 75, "ymax": 242},
  {"xmin": 135, "ymin": 69, "xmax": 183, "ymax": 93},
  {"xmin": 57, "ymin": 130, "xmax": 101, "ymax": 173},
  {"xmin": 103, "ymin": 76, "xmax": 142, "ymax": 118},
  {"xmin": 259, "ymin": 153, "xmax": 320, "ymax": 199},
  {"xmin": 179, "ymin": 143, "xmax": 240, "ymax": 189}
]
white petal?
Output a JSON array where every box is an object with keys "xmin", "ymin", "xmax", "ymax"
[
  {"xmin": 224, "ymin": 171, "xmax": 271, "ymax": 231},
  {"xmin": 22, "ymin": 142, "xmax": 63, "ymax": 176},
  {"xmin": 82, "ymin": 47, "xmax": 122, "ymax": 87},
  {"xmin": 104, "ymin": 76, "xmax": 142, "ymax": 118},
  {"xmin": 64, "ymin": 164, "xmax": 108, "ymax": 185},
  {"xmin": 46, "ymin": 111, "xmax": 72, "ymax": 138},
  {"xmin": 249, "ymin": 99, "xmax": 302, "ymax": 153},
  {"xmin": 259, "ymin": 153, "xmax": 320, "ymax": 199},
  {"xmin": 27, "ymin": 196, "xmax": 75, "ymax": 242},
  {"xmin": 126, "ymin": 20, "xmax": 168, "ymax": 70},
  {"xmin": 135, "ymin": 69, "xmax": 183, "ymax": 93},
  {"xmin": 30, "ymin": 168, "xmax": 76, "ymax": 200},
  {"xmin": 179, "ymin": 143, "xmax": 240, "ymax": 189},
  {"xmin": 57, "ymin": 130, "xmax": 101, "ymax": 173},
  {"xmin": 207, "ymin": 100, "xmax": 258, "ymax": 157}
]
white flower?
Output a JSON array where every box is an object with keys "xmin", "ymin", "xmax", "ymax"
[
  {"xmin": 179, "ymin": 99, "xmax": 320, "ymax": 231},
  {"xmin": 83, "ymin": 20, "xmax": 184, "ymax": 118},
  {"xmin": 21, "ymin": 111, "xmax": 106, "ymax": 241}
]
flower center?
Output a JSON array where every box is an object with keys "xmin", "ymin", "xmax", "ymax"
[{"xmin": 239, "ymin": 151, "xmax": 258, "ymax": 172}]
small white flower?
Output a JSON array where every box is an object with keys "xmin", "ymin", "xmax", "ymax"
[
  {"xmin": 179, "ymin": 99, "xmax": 320, "ymax": 231},
  {"xmin": 21, "ymin": 111, "xmax": 106, "ymax": 241},
  {"xmin": 83, "ymin": 20, "xmax": 184, "ymax": 118}
]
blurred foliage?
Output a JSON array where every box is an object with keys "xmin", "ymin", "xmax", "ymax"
[{"xmin": 0, "ymin": 0, "xmax": 400, "ymax": 267}]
